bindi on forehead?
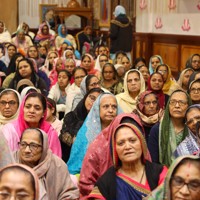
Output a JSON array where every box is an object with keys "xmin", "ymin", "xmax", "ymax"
[{"xmin": 186, "ymin": 162, "xmax": 191, "ymax": 177}]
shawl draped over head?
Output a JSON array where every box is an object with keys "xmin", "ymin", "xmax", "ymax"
[
  {"xmin": 159, "ymin": 90, "xmax": 192, "ymax": 167},
  {"xmin": 0, "ymin": 21, "xmax": 11, "ymax": 43},
  {"xmin": 34, "ymin": 22, "xmax": 54, "ymax": 42},
  {"xmin": 79, "ymin": 113, "xmax": 146, "ymax": 196},
  {"xmin": 155, "ymin": 64, "xmax": 180, "ymax": 95},
  {"xmin": 49, "ymin": 57, "xmax": 66, "ymax": 87},
  {"xmin": 116, "ymin": 69, "xmax": 146, "ymax": 113},
  {"xmin": 0, "ymin": 89, "xmax": 21, "ymax": 125},
  {"xmin": 57, "ymin": 24, "xmax": 68, "ymax": 38},
  {"xmin": 145, "ymin": 155, "xmax": 200, "ymax": 200},
  {"xmin": 81, "ymin": 53, "xmax": 98, "ymax": 75},
  {"xmin": 14, "ymin": 129, "xmax": 79, "ymax": 200},
  {"xmin": 0, "ymin": 130, "xmax": 15, "ymax": 168},
  {"xmin": 2, "ymin": 92, "xmax": 61, "ymax": 157},
  {"xmin": 113, "ymin": 5, "xmax": 126, "ymax": 17},
  {"xmin": 177, "ymin": 68, "xmax": 194, "ymax": 90},
  {"xmin": 135, "ymin": 90, "xmax": 162, "ymax": 126},
  {"xmin": 0, "ymin": 163, "xmax": 40, "ymax": 200},
  {"xmin": 148, "ymin": 55, "xmax": 163, "ymax": 75},
  {"xmin": 67, "ymin": 93, "xmax": 122, "ymax": 174},
  {"xmin": 174, "ymin": 104, "xmax": 200, "ymax": 157},
  {"xmin": 111, "ymin": 123, "xmax": 152, "ymax": 168},
  {"xmin": 147, "ymin": 72, "xmax": 165, "ymax": 109}
]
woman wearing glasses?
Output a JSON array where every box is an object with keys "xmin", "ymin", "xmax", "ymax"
[
  {"xmin": 148, "ymin": 90, "xmax": 192, "ymax": 167},
  {"xmin": 101, "ymin": 63, "xmax": 123, "ymax": 95},
  {"xmin": 14, "ymin": 128, "xmax": 79, "ymax": 200},
  {"xmin": 0, "ymin": 89, "xmax": 21, "ymax": 127},
  {"xmin": 1, "ymin": 92, "xmax": 61, "ymax": 157},
  {"xmin": 188, "ymin": 78, "xmax": 200, "ymax": 104},
  {"xmin": 146, "ymin": 155, "xmax": 200, "ymax": 200},
  {"xmin": 65, "ymin": 67, "xmax": 87, "ymax": 114},
  {"xmin": 174, "ymin": 105, "xmax": 200, "ymax": 157}
]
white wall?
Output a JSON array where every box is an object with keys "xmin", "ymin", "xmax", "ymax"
[{"xmin": 136, "ymin": 0, "xmax": 200, "ymax": 35}]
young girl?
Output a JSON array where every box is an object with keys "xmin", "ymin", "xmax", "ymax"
[
  {"xmin": 46, "ymin": 97, "xmax": 63, "ymax": 135},
  {"xmin": 48, "ymin": 70, "xmax": 71, "ymax": 119}
]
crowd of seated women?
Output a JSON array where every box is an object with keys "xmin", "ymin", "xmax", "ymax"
[{"xmin": 0, "ymin": 16, "xmax": 200, "ymax": 200}]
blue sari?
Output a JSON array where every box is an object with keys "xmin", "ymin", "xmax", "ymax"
[
  {"xmin": 116, "ymin": 173, "xmax": 150, "ymax": 200},
  {"xmin": 67, "ymin": 93, "xmax": 122, "ymax": 174}
]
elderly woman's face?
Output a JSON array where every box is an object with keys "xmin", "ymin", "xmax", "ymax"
[
  {"xmin": 87, "ymin": 77, "xmax": 100, "ymax": 91},
  {"xmin": 191, "ymin": 55, "xmax": 200, "ymax": 71},
  {"xmin": 169, "ymin": 92, "xmax": 188, "ymax": 119},
  {"xmin": 116, "ymin": 126, "xmax": 142, "ymax": 164},
  {"xmin": 186, "ymin": 108, "xmax": 200, "ymax": 135},
  {"xmin": 189, "ymin": 82, "xmax": 200, "ymax": 103},
  {"xmin": 23, "ymin": 97, "xmax": 44, "ymax": 127},
  {"xmin": 182, "ymin": 70, "xmax": 193, "ymax": 88},
  {"xmin": 170, "ymin": 161, "xmax": 200, "ymax": 200},
  {"xmin": 19, "ymin": 129, "xmax": 43, "ymax": 166},
  {"xmin": 99, "ymin": 95, "xmax": 117, "ymax": 125},
  {"xmin": 127, "ymin": 72, "xmax": 141, "ymax": 95},
  {"xmin": 0, "ymin": 92, "xmax": 19, "ymax": 118},
  {"xmin": 143, "ymin": 94, "xmax": 158, "ymax": 116},
  {"xmin": 17, "ymin": 31, "xmax": 25, "ymax": 41},
  {"xmin": 0, "ymin": 169, "xmax": 35, "ymax": 200}
]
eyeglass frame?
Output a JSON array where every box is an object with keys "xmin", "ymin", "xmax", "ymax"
[
  {"xmin": 0, "ymin": 100, "xmax": 18, "ymax": 107},
  {"xmin": 169, "ymin": 99, "xmax": 188, "ymax": 107},
  {"xmin": 170, "ymin": 176, "xmax": 200, "ymax": 192},
  {"xmin": 18, "ymin": 141, "xmax": 42, "ymax": 151}
]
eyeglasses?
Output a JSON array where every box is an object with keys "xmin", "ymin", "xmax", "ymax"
[
  {"xmin": 158, "ymin": 70, "xmax": 168, "ymax": 74},
  {"xmin": 171, "ymin": 176, "xmax": 200, "ymax": 191},
  {"xmin": 0, "ymin": 100, "xmax": 18, "ymax": 106},
  {"xmin": 190, "ymin": 88, "xmax": 200, "ymax": 93},
  {"xmin": 74, "ymin": 75, "xmax": 85, "ymax": 80},
  {"xmin": 169, "ymin": 100, "xmax": 188, "ymax": 107},
  {"xmin": 185, "ymin": 115, "xmax": 200, "ymax": 126},
  {"xmin": 18, "ymin": 142, "xmax": 42, "ymax": 151},
  {"xmin": 144, "ymin": 100, "xmax": 158, "ymax": 106},
  {"xmin": 88, "ymin": 94, "xmax": 97, "ymax": 102},
  {"xmin": 89, "ymin": 81, "xmax": 101, "ymax": 87},
  {"xmin": 0, "ymin": 191, "xmax": 32, "ymax": 200}
]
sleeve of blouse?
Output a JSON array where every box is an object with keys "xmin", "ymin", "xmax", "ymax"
[
  {"xmin": 148, "ymin": 123, "xmax": 160, "ymax": 163},
  {"xmin": 158, "ymin": 166, "xmax": 168, "ymax": 185}
]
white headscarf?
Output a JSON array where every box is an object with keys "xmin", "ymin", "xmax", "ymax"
[{"xmin": 113, "ymin": 5, "xmax": 126, "ymax": 17}]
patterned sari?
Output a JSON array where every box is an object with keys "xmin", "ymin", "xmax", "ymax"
[{"xmin": 85, "ymin": 123, "xmax": 167, "ymax": 200}]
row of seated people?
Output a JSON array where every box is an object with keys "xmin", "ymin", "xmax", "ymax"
[{"xmin": 0, "ymin": 19, "xmax": 200, "ymax": 200}]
